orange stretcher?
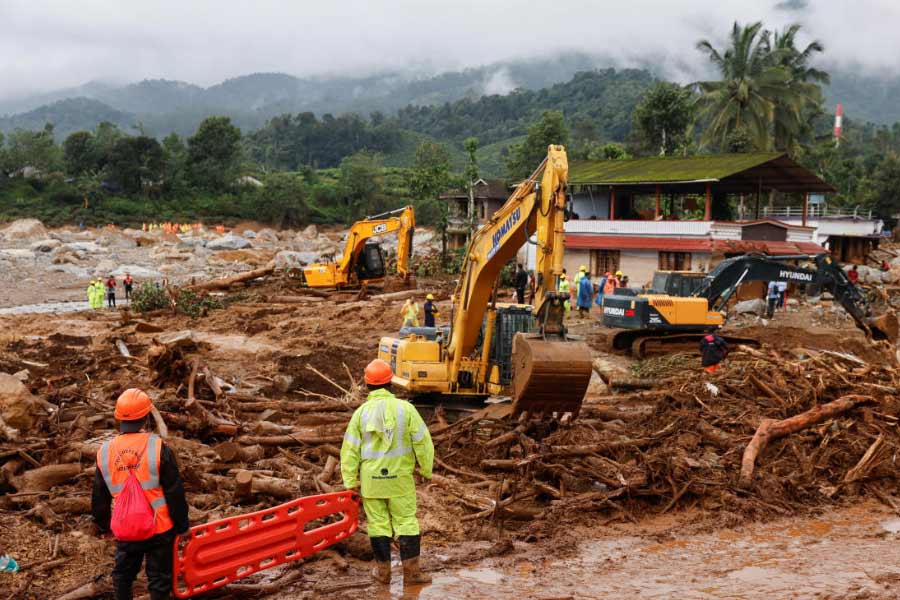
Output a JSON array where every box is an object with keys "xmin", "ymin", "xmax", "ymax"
[{"xmin": 173, "ymin": 490, "xmax": 360, "ymax": 598}]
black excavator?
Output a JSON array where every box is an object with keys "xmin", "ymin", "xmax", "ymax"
[{"xmin": 601, "ymin": 253, "xmax": 899, "ymax": 357}]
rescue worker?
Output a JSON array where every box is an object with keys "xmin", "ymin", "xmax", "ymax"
[
  {"xmin": 91, "ymin": 278, "xmax": 104, "ymax": 310},
  {"xmin": 92, "ymin": 389, "xmax": 189, "ymax": 600},
  {"xmin": 341, "ymin": 359, "xmax": 434, "ymax": 586},
  {"xmin": 699, "ymin": 333, "xmax": 728, "ymax": 374},
  {"xmin": 573, "ymin": 265, "xmax": 587, "ymax": 287},
  {"xmin": 847, "ymin": 265, "xmax": 859, "ymax": 284},
  {"xmin": 124, "ymin": 273, "xmax": 134, "ymax": 301},
  {"xmin": 400, "ymin": 298, "xmax": 420, "ymax": 329},
  {"xmin": 558, "ymin": 273, "xmax": 571, "ymax": 316},
  {"xmin": 766, "ymin": 281, "xmax": 779, "ymax": 318},
  {"xmin": 106, "ymin": 275, "xmax": 118, "ymax": 308},
  {"xmin": 86, "ymin": 279, "xmax": 96, "ymax": 309},
  {"xmin": 577, "ymin": 269, "xmax": 593, "ymax": 318},
  {"xmin": 514, "ymin": 264, "xmax": 528, "ymax": 304},
  {"xmin": 423, "ymin": 294, "xmax": 439, "ymax": 327},
  {"xmin": 602, "ymin": 271, "xmax": 618, "ymax": 296}
]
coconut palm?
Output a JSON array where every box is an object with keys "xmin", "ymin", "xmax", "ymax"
[
  {"xmin": 694, "ymin": 21, "xmax": 814, "ymax": 152},
  {"xmin": 769, "ymin": 24, "xmax": 829, "ymax": 153}
]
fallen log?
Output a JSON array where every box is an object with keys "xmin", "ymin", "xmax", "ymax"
[
  {"xmin": 236, "ymin": 434, "xmax": 344, "ymax": 445},
  {"xmin": 214, "ymin": 441, "xmax": 265, "ymax": 463},
  {"xmin": 269, "ymin": 295, "xmax": 326, "ymax": 304},
  {"xmin": 234, "ymin": 469, "xmax": 254, "ymax": 501},
  {"xmin": 739, "ymin": 394, "xmax": 875, "ymax": 488},
  {"xmin": 189, "ymin": 264, "xmax": 276, "ymax": 291},
  {"xmin": 54, "ymin": 578, "xmax": 111, "ymax": 600},
  {"xmin": 13, "ymin": 463, "xmax": 81, "ymax": 492}
]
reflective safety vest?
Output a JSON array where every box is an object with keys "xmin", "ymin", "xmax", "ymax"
[
  {"xmin": 96, "ymin": 433, "xmax": 173, "ymax": 535},
  {"xmin": 401, "ymin": 302, "xmax": 419, "ymax": 326},
  {"xmin": 558, "ymin": 279, "xmax": 570, "ymax": 295},
  {"xmin": 340, "ymin": 388, "xmax": 434, "ymax": 499}
]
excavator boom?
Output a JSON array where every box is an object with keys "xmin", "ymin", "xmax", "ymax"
[
  {"xmin": 379, "ymin": 146, "xmax": 591, "ymax": 416},
  {"xmin": 303, "ymin": 205, "xmax": 415, "ymax": 289}
]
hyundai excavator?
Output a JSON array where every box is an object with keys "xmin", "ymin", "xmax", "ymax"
[
  {"xmin": 376, "ymin": 146, "xmax": 592, "ymax": 416},
  {"xmin": 602, "ymin": 253, "xmax": 899, "ymax": 357},
  {"xmin": 302, "ymin": 205, "xmax": 415, "ymax": 289}
]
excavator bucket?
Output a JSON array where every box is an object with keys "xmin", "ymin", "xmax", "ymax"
[
  {"xmin": 868, "ymin": 311, "xmax": 899, "ymax": 342},
  {"xmin": 510, "ymin": 333, "xmax": 592, "ymax": 417}
]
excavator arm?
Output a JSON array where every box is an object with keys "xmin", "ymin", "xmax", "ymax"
[
  {"xmin": 447, "ymin": 145, "xmax": 591, "ymax": 414},
  {"xmin": 337, "ymin": 205, "xmax": 415, "ymax": 279},
  {"xmin": 695, "ymin": 253, "xmax": 898, "ymax": 341}
]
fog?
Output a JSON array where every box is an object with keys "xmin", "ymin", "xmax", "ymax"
[{"xmin": 1, "ymin": 0, "xmax": 898, "ymax": 99}]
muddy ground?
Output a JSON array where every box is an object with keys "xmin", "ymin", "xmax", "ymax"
[{"xmin": 1, "ymin": 223, "xmax": 899, "ymax": 598}]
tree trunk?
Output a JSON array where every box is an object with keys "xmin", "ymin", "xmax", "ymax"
[
  {"xmin": 13, "ymin": 464, "xmax": 81, "ymax": 492},
  {"xmin": 739, "ymin": 395, "xmax": 873, "ymax": 488}
]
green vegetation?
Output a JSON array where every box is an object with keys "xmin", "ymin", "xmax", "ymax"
[
  {"xmin": 4, "ymin": 21, "xmax": 900, "ymax": 224},
  {"xmin": 130, "ymin": 282, "xmax": 169, "ymax": 313}
]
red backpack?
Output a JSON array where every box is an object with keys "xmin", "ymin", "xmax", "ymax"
[{"xmin": 111, "ymin": 467, "xmax": 157, "ymax": 542}]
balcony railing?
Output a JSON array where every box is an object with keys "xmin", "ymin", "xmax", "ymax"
[
  {"xmin": 565, "ymin": 219, "xmax": 712, "ymax": 236},
  {"xmin": 760, "ymin": 206, "xmax": 874, "ymax": 219}
]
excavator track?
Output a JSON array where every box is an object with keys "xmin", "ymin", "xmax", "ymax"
[
  {"xmin": 510, "ymin": 333, "xmax": 592, "ymax": 417},
  {"xmin": 610, "ymin": 329, "xmax": 760, "ymax": 359}
]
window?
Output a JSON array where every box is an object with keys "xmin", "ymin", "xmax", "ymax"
[
  {"xmin": 590, "ymin": 250, "xmax": 620, "ymax": 275},
  {"xmin": 658, "ymin": 252, "xmax": 692, "ymax": 271}
]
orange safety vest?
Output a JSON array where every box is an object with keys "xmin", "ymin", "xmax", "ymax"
[
  {"xmin": 603, "ymin": 277, "xmax": 618, "ymax": 295},
  {"xmin": 96, "ymin": 433, "xmax": 173, "ymax": 535}
]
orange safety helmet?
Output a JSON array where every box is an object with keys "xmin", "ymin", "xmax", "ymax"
[
  {"xmin": 114, "ymin": 388, "xmax": 153, "ymax": 421},
  {"xmin": 364, "ymin": 359, "xmax": 393, "ymax": 385}
]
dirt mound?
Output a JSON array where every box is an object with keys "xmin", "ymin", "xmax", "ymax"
[{"xmin": 0, "ymin": 218, "xmax": 46, "ymax": 241}]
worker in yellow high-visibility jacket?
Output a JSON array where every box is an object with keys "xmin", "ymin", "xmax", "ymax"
[{"xmin": 340, "ymin": 359, "xmax": 433, "ymax": 586}]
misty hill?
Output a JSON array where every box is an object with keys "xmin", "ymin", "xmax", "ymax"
[
  {"xmin": 0, "ymin": 98, "xmax": 135, "ymax": 138},
  {"xmin": 824, "ymin": 70, "xmax": 900, "ymax": 126}
]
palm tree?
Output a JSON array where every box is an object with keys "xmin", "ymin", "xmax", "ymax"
[
  {"xmin": 694, "ymin": 22, "xmax": 806, "ymax": 152},
  {"xmin": 769, "ymin": 24, "xmax": 829, "ymax": 153}
]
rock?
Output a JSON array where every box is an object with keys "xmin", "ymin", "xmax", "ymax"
[
  {"xmin": 0, "ymin": 218, "xmax": 46, "ymax": 240},
  {"xmin": 822, "ymin": 292, "xmax": 834, "ymax": 301},
  {"xmin": 94, "ymin": 259, "xmax": 118, "ymax": 275},
  {"xmin": 110, "ymin": 265, "xmax": 162, "ymax": 279},
  {"xmin": 274, "ymin": 251, "xmax": 313, "ymax": 270},
  {"xmin": 30, "ymin": 239, "xmax": 61, "ymax": 252},
  {"xmin": 0, "ymin": 249, "xmax": 36, "ymax": 260},
  {"xmin": 207, "ymin": 235, "xmax": 252, "ymax": 251},
  {"xmin": 735, "ymin": 298, "xmax": 767, "ymax": 316},
  {"xmin": 786, "ymin": 298, "xmax": 800, "ymax": 306},
  {"xmin": 256, "ymin": 228, "xmax": 279, "ymax": 243},
  {"xmin": 272, "ymin": 375, "xmax": 294, "ymax": 394},
  {"xmin": 64, "ymin": 242, "xmax": 105, "ymax": 254},
  {"xmin": 0, "ymin": 373, "xmax": 43, "ymax": 432},
  {"xmin": 242, "ymin": 230, "xmax": 257, "ymax": 239},
  {"xmin": 807, "ymin": 295, "xmax": 821, "ymax": 305},
  {"xmin": 50, "ymin": 263, "xmax": 90, "ymax": 278},
  {"xmin": 882, "ymin": 271, "xmax": 895, "ymax": 283},
  {"xmin": 302, "ymin": 224, "xmax": 318, "ymax": 239},
  {"xmin": 177, "ymin": 237, "xmax": 207, "ymax": 248}
]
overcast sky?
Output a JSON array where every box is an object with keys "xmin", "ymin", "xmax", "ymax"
[{"xmin": 1, "ymin": 0, "xmax": 898, "ymax": 99}]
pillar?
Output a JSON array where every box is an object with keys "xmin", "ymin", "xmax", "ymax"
[
  {"xmin": 802, "ymin": 192, "xmax": 809, "ymax": 227},
  {"xmin": 609, "ymin": 187, "xmax": 616, "ymax": 221},
  {"xmin": 655, "ymin": 185, "xmax": 661, "ymax": 219},
  {"xmin": 704, "ymin": 182, "xmax": 712, "ymax": 221}
]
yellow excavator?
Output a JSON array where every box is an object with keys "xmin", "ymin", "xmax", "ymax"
[
  {"xmin": 377, "ymin": 146, "xmax": 592, "ymax": 416},
  {"xmin": 302, "ymin": 205, "xmax": 415, "ymax": 289}
]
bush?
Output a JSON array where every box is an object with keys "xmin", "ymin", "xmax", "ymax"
[
  {"xmin": 175, "ymin": 289, "xmax": 223, "ymax": 318},
  {"xmin": 131, "ymin": 282, "xmax": 170, "ymax": 312}
]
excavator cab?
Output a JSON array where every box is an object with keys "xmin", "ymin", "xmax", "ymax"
[{"xmin": 355, "ymin": 242, "xmax": 386, "ymax": 282}]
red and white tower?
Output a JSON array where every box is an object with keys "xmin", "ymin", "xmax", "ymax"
[{"xmin": 834, "ymin": 103, "xmax": 843, "ymax": 147}]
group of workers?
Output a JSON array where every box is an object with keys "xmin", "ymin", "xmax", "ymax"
[
  {"xmin": 90, "ymin": 357, "xmax": 433, "ymax": 599},
  {"xmin": 765, "ymin": 280, "xmax": 788, "ymax": 319},
  {"xmin": 401, "ymin": 294, "xmax": 439, "ymax": 328},
  {"xmin": 87, "ymin": 274, "xmax": 134, "ymax": 309},
  {"xmin": 556, "ymin": 265, "xmax": 627, "ymax": 318}
]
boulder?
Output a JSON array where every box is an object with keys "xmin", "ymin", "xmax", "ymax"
[
  {"xmin": 49, "ymin": 265, "xmax": 90, "ymax": 278},
  {"xmin": 0, "ymin": 249, "xmax": 36, "ymax": 260},
  {"xmin": 256, "ymin": 228, "xmax": 279, "ymax": 243},
  {"xmin": 207, "ymin": 235, "xmax": 252, "ymax": 251},
  {"xmin": 301, "ymin": 224, "xmax": 318, "ymax": 239},
  {"xmin": 274, "ymin": 251, "xmax": 315, "ymax": 270},
  {"xmin": 0, "ymin": 218, "xmax": 46, "ymax": 241},
  {"xmin": 0, "ymin": 373, "xmax": 43, "ymax": 433},
  {"xmin": 242, "ymin": 230, "xmax": 257, "ymax": 239},
  {"xmin": 111, "ymin": 265, "xmax": 163, "ymax": 279},
  {"xmin": 734, "ymin": 298, "xmax": 767, "ymax": 316},
  {"xmin": 30, "ymin": 239, "xmax": 61, "ymax": 252},
  {"xmin": 94, "ymin": 259, "xmax": 118, "ymax": 275}
]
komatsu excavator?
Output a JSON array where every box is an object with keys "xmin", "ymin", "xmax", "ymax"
[
  {"xmin": 302, "ymin": 205, "xmax": 415, "ymax": 289},
  {"xmin": 377, "ymin": 146, "xmax": 592, "ymax": 416},
  {"xmin": 602, "ymin": 253, "xmax": 899, "ymax": 357}
]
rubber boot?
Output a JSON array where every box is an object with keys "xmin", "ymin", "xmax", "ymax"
[
  {"xmin": 399, "ymin": 535, "xmax": 431, "ymax": 585},
  {"xmin": 370, "ymin": 536, "xmax": 392, "ymax": 584}
]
